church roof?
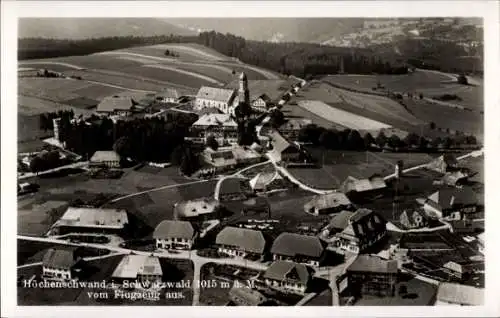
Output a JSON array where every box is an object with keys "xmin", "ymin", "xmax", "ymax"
[{"xmin": 196, "ymin": 86, "xmax": 235, "ymax": 103}]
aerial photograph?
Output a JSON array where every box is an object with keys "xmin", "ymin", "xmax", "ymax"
[{"xmin": 16, "ymin": 17, "xmax": 484, "ymax": 307}]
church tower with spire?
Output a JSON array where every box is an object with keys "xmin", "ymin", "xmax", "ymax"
[{"xmin": 238, "ymin": 72, "xmax": 250, "ymax": 107}]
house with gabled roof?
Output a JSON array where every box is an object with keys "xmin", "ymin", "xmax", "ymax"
[
  {"xmin": 262, "ymin": 260, "xmax": 313, "ymax": 295},
  {"xmin": 422, "ymin": 187, "xmax": 480, "ymax": 219},
  {"xmin": 156, "ymin": 88, "xmax": 179, "ymax": 104},
  {"xmin": 303, "ymin": 192, "xmax": 353, "ymax": 216},
  {"xmin": 215, "ymin": 226, "xmax": 267, "ymax": 258},
  {"xmin": 249, "ymin": 171, "xmax": 287, "ymax": 193},
  {"xmin": 399, "ymin": 209, "xmax": 428, "ymax": 229},
  {"xmin": 347, "ymin": 255, "xmax": 398, "ymax": 297},
  {"xmin": 153, "ymin": 220, "xmax": 197, "ymax": 250},
  {"xmin": 112, "ymin": 254, "xmax": 163, "ymax": 286},
  {"xmin": 251, "ymin": 93, "xmax": 273, "ymax": 113},
  {"xmin": 96, "ymin": 95, "xmax": 136, "ymax": 116},
  {"xmin": 195, "ymin": 86, "xmax": 237, "ymax": 115},
  {"xmin": 327, "ymin": 208, "xmax": 387, "ymax": 254},
  {"xmin": 267, "ymin": 130, "xmax": 302, "ymax": 163},
  {"xmin": 190, "ymin": 113, "xmax": 238, "ymax": 145},
  {"xmin": 271, "ymin": 232, "xmax": 325, "ymax": 267},
  {"xmin": 42, "ymin": 248, "xmax": 81, "ymax": 281},
  {"xmin": 340, "ymin": 175, "xmax": 387, "ymax": 200}
]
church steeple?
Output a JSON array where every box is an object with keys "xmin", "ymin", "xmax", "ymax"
[{"xmin": 239, "ymin": 72, "xmax": 249, "ymax": 106}]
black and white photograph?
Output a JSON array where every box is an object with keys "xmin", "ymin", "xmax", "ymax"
[{"xmin": 2, "ymin": 1, "xmax": 500, "ymax": 317}]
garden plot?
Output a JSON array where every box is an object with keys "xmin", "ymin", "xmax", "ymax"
[{"xmin": 298, "ymin": 100, "xmax": 391, "ymax": 130}]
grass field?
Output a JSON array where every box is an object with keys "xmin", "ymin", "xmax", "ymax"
[
  {"xmin": 297, "ymin": 100, "xmax": 392, "ymax": 130},
  {"xmin": 323, "ymin": 70, "xmax": 483, "ymax": 111},
  {"xmin": 287, "ymin": 150, "xmax": 436, "ymax": 190}
]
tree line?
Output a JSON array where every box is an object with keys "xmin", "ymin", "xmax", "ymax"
[
  {"xmin": 39, "ymin": 110, "xmax": 74, "ymax": 131},
  {"xmin": 296, "ymin": 123, "xmax": 478, "ymax": 152}
]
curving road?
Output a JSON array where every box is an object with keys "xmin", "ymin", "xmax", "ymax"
[{"xmin": 18, "ymin": 235, "xmax": 268, "ymax": 306}]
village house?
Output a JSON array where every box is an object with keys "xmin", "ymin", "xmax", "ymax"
[
  {"xmin": 427, "ymin": 153, "xmax": 459, "ymax": 174},
  {"xmin": 201, "ymin": 147, "xmax": 237, "ymax": 173},
  {"xmin": 249, "ymin": 171, "xmax": 287, "ymax": 193},
  {"xmin": 215, "ymin": 176, "xmax": 253, "ymax": 202},
  {"xmin": 228, "ymin": 284, "xmax": 268, "ymax": 306},
  {"xmin": 267, "ymin": 130, "xmax": 302, "ymax": 164},
  {"xmin": 442, "ymin": 261, "xmax": 469, "ymax": 280},
  {"xmin": 262, "ymin": 260, "xmax": 312, "ymax": 295},
  {"xmin": 422, "ymin": 187, "xmax": 480, "ymax": 220},
  {"xmin": 42, "ymin": 248, "xmax": 81, "ymax": 281},
  {"xmin": 153, "ymin": 220, "xmax": 197, "ymax": 250},
  {"xmin": 155, "ymin": 88, "xmax": 179, "ymax": 104},
  {"xmin": 50, "ymin": 207, "xmax": 129, "ymax": 236},
  {"xmin": 435, "ymin": 282, "xmax": 484, "ymax": 306},
  {"xmin": 399, "ymin": 209, "xmax": 428, "ymax": 229},
  {"xmin": 278, "ymin": 118, "xmax": 313, "ymax": 139},
  {"xmin": 270, "ymin": 232, "xmax": 325, "ymax": 267},
  {"xmin": 112, "ymin": 254, "xmax": 163, "ymax": 286},
  {"xmin": 251, "ymin": 93, "xmax": 273, "ymax": 113},
  {"xmin": 215, "ymin": 226, "xmax": 266, "ymax": 258},
  {"xmin": 340, "ymin": 175, "xmax": 387, "ymax": 200},
  {"xmin": 347, "ymin": 255, "xmax": 398, "ymax": 297},
  {"xmin": 189, "ymin": 113, "xmax": 238, "ymax": 145},
  {"xmin": 303, "ymin": 192, "xmax": 353, "ymax": 216},
  {"xmin": 327, "ymin": 208, "xmax": 387, "ymax": 254},
  {"xmin": 195, "ymin": 86, "xmax": 237, "ymax": 115},
  {"xmin": 173, "ymin": 198, "xmax": 220, "ymax": 222},
  {"xmin": 89, "ymin": 150, "xmax": 121, "ymax": 169},
  {"xmin": 96, "ymin": 95, "xmax": 136, "ymax": 116}
]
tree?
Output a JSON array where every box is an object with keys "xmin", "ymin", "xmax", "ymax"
[
  {"xmin": 465, "ymin": 135, "xmax": 477, "ymax": 145},
  {"xmin": 404, "ymin": 132, "xmax": 420, "ymax": 147},
  {"xmin": 319, "ymin": 129, "xmax": 339, "ymax": 149},
  {"xmin": 180, "ymin": 148, "xmax": 199, "ymax": 176},
  {"xmin": 113, "ymin": 136, "xmax": 132, "ymax": 159},
  {"xmin": 375, "ymin": 131, "xmax": 388, "ymax": 148},
  {"xmin": 29, "ymin": 156, "xmax": 44, "ymax": 174},
  {"xmin": 347, "ymin": 130, "xmax": 364, "ymax": 150},
  {"xmin": 363, "ymin": 133, "xmax": 375, "ymax": 149},
  {"xmin": 170, "ymin": 145, "xmax": 185, "ymax": 166},
  {"xmin": 418, "ymin": 136, "xmax": 429, "ymax": 150},
  {"xmin": 398, "ymin": 285, "xmax": 408, "ymax": 296},
  {"xmin": 457, "ymin": 74, "xmax": 469, "ymax": 85},
  {"xmin": 206, "ymin": 135, "xmax": 219, "ymax": 150},
  {"xmin": 388, "ymin": 135, "xmax": 402, "ymax": 149},
  {"xmin": 269, "ymin": 110, "xmax": 285, "ymax": 128},
  {"xmin": 429, "ymin": 122, "xmax": 436, "ymax": 130}
]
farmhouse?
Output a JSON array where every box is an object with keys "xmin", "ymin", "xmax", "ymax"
[
  {"xmin": 112, "ymin": 254, "xmax": 163, "ymax": 286},
  {"xmin": 89, "ymin": 150, "xmax": 121, "ymax": 169},
  {"xmin": 435, "ymin": 283, "xmax": 484, "ymax": 306},
  {"xmin": 156, "ymin": 88, "xmax": 179, "ymax": 104},
  {"xmin": 422, "ymin": 187, "xmax": 480, "ymax": 219},
  {"xmin": 347, "ymin": 255, "xmax": 398, "ymax": 297},
  {"xmin": 195, "ymin": 86, "xmax": 237, "ymax": 115},
  {"xmin": 201, "ymin": 147, "xmax": 237, "ymax": 173},
  {"xmin": 270, "ymin": 232, "xmax": 325, "ymax": 267},
  {"xmin": 96, "ymin": 95, "xmax": 136, "ymax": 116},
  {"xmin": 153, "ymin": 220, "xmax": 197, "ymax": 250},
  {"xmin": 262, "ymin": 260, "xmax": 312, "ymax": 295},
  {"xmin": 267, "ymin": 130, "xmax": 302, "ymax": 163},
  {"xmin": 174, "ymin": 198, "xmax": 220, "ymax": 221},
  {"xmin": 442, "ymin": 171, "xmax": 470, "ymax": 187},
  {"xmin": 251, "ymin": 94, "xmax": 273, "ymax": 113},
  {"xmin": 229, "ymin": 284, "xmax": 268, "ymax": 306},
  {"xmin": 442, "ymin": 261, "xmax": 467, "ymax": 280},
  {"xmin": 249, "ymin": 171, "xmax": 287, "ymax": 192},
  {"xmin": 50, "ymin": 207, "xmax": 128, "ymax": 235},
  {"xmin": 190, "ymin": 113, "xmax": 238, "ymax": 145},
  {"xmin": 303, "ymin": 192, "xmax": 353, "ymax": 216},
  {"xmin": 42, "ymin": 248, "xmax": 81, "ymax": 281},
  {"xmin": 340, "ymin": 175, "xmax": 387, "ymax": 200},
  {"xmin": 328, "ymin": 208, "xmax": 387, "ymax": 254},
  {"xmin": 427, "ymin": 154, "xmax": 459, "ymax": 174},
  {"xmin": 216, "ymin": 226, "xmax": 267, "ymax": 258},
  {"xmin": 399, "ymin": 209, "xmax": 428, "ymax": 229}
]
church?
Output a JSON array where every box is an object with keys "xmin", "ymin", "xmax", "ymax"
[{"xmin": 195, "ymin": 72, "xmax": 251, "ymax": 116}]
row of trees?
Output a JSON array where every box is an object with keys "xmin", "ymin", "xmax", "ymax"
[
  {"xmin": 39, "ymin": 110, "xmax": 74, "ymax": 132},
  {"xmin": 29, "ymin": 150, "xmax": 66, "ymax": 174},
  {"xmin": 297, "ymin": 124, "xmax": 478, "ymax": 152},
  {"xmin": 56, "ymin": 112, "xmax": 198, "ymax": 164}
]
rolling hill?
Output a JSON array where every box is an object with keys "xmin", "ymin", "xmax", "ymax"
[{"xmin": 18, "ymin": 18, "xmax": 196, "ymax": 39}]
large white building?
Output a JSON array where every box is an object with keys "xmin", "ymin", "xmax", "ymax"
[
  {"xmin": 153, "ymin": 220, "xmax": 197, "ymax": 250},
  {"xmin": 195, "ymin": 86, "xmax": 237, "ymax": 115}
]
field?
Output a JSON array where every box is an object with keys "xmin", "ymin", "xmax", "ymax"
[
  {"xmin": 287, "ymin": 150, "xmax": 436, "ymax": 190},
  {"xmin": 323, "ymin": 70, "xmax": 483, "ymax": 111},
  {"xmin": 297, "ymin": 100, "xmax": 392, "ymax": 130}
]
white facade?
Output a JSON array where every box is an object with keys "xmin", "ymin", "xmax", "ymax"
[
  {"xmin": 264, "ymin": 278, "xmax": 306, "ymax": 295},
  {"xmin": 195, "ymin": 99, "xmax": 236, "ymax": 115},
  {"xmin": 252, "ymin": 98, "xmax": 268, "ymax": 112},
  {"xmin": 42, "ymin": 266, "xmax": 72, "ymax": 280},
  {"xmin": 156, "ymin": 237, "xmax": 193, "ymax": 250},
  {"xmin": 218, "ymin": 246, "xmax": 247, "ymax": 258},
  {"xmin": 272, "ymin": 254, "xmax": 319, "ymax": 268}
]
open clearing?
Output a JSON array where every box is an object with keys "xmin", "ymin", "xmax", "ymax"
[{"xmin": 297, "ymin": 100, "xmax": 392, "ymax": 130}]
